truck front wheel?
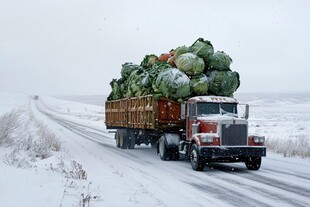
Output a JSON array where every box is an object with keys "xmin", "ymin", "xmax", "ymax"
[
  {"xmin": 128, "ymin": 129, "xmax": 136, "ymax": 149},
  {"xmin": 190, "ymin": 144, "xmax": 205, "ymax": 171},
  {"xmin": 245, "ymin": 157, "xmax": 262, "ymax": 170}
]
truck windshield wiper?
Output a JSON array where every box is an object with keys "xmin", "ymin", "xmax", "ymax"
[{"xmin": 220, "ymin": 108, "xmax": 237, "ymax": 117}]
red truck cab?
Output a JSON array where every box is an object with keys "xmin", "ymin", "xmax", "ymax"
[{"xmin": 184, "ymin": 96, "xmax": 266, "ymax": 171}]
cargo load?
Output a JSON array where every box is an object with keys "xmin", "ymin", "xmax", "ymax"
[{"xmin": 107, "ymin": 38, "xmax": 240, "ymax": 102}]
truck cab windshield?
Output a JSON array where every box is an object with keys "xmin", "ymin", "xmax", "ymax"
[{"xmin": 197, "ymin": 102, "xmax": 237, "ymax": 117}]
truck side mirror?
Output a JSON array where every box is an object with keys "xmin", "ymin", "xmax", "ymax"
[
  {"xmin": 244, "ymin": 104, "xmax": 249, "ymax": 120},
  {"xmin": 239, "ymin": 104, "xmax": 249, "ymax": 120}
]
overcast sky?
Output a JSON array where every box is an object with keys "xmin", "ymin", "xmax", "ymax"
[{"xmin": 1, "ymin": 0, "xmax": 309, "ymax": 96}]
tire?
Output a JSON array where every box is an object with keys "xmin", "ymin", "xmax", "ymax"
[
  {"xmin": 128, "ymin": 129, "xmax": 136, "ymax": 149},
  {"xmin": 159, "ymin": 136, "xmax": 169, "ymax": 161},
  {"xmin": 190, "ymin": 144, "xmax": 205, "ymax": 171},
  {"xmin": 151, "ymin": 140, "xmax": 157, "ymax": 149},
  {"xmin": 245, "ymin": 157, "xmax": 262, "ymax": 170},
  {"xmin": 169, "ymin": 151, "xmax": 180, "ymax": 161},
  {"xmin": 119, "ymin": 129, "xmax": 128, "ymax": 149},
  {"xmin": 115, "ymin": 130, "xmax": 120, "ymax": 148}
]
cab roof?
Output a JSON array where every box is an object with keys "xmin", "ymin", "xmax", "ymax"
[{"xmin": 187, "ymin": 96, "xmax": 238, "ymax": 103}]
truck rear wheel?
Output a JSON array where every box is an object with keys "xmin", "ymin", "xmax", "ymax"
[
  {"xmin": 119, "ymin": 129, "xmax": 128, "ymax": 149},
  {"xmin": 128, "ymin": 129, "xmax": 136, "ymax": 149},
  {"xmin": 159, "ymin": 136, "xmax": 169, "ymax": 160},
  {"xmin": 158, "ymin": 133, "xmax": 180, "ymax": 161},
  {"xmin": 190, "ymin": 144, "xmax": 205, "ymax": 171},
  {"xmin": 245, "ymin": 157, "xmax": 262, "ymax": 170},
  {"xmin": 169, "ymin": 152, "xmax": 180, "ymax": 161},
  {"xmin": 115, "ymin": 130, "xmax": 120, "ymax": 148}
]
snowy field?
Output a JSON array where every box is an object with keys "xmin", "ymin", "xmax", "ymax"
[
  {"xmin": 235, "ymin": 93, "xmax": 310, "ymax": 158},
  {"xmin": 0, "ymin": 92, "xmax": 310, "ymax": 207}
]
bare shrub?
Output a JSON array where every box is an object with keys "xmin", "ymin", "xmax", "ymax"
[
  {"xmin": 0, "ymin": 109, "xmax": 21, "ymax": 145},
  {"xmin": 79, "ymin": 182, "xmax": 101, "ymax": 207},
  {"xmin": 266, "ymin": 135, "xmax": 310, "ymax": 158},
  {"xmin": 3, "ymin": 148, "xmax": 32, "ymax": 168},
  {"xmin": 70, "ymin": 160, "xmax": 87, "ymax": 180},
  {"xmin": 36, "ymin": 123, "xmax": 61, "ymax": 152},
  {"xmin": 13, "ymin": 135, "xmax": 33, "ymax": 152},
  {"xmin": 51, "ymin": 158, "xmax": 87, "ymax": 180},
  {"xmin": 32, "ymin": 140, "xmax": 52, "ymax": 159}
]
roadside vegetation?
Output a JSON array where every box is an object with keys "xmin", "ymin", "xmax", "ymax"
[
  {"xmin": 266, "ymin": 135, "xmax": 310, "ymax": 158},
  {"xmin": 0, "ymin": 106, "xmax": 98, "ymax": 206}
]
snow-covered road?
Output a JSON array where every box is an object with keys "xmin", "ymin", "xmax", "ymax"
[{"xmin": 32, "ymin": 97, "xmax": 310, "ymax": 207}]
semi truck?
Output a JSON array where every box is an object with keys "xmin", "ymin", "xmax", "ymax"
[{"xmin": 105, "ymin": 95, "xmax": 266, "ymax": 171}]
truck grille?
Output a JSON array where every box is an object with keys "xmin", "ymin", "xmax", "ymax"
[{"xmin": 221, "ymin": 124, "xmax": 247, "ymax": 146}]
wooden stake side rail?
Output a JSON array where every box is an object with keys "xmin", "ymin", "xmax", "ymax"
[{"xmin": 105, "ymin": 95, "xmax": 183, "ymax": 130}]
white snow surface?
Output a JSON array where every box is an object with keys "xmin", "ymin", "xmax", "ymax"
[{"xmin": 1, "ymin": 93, "xmax": 310, "ymax": 207}]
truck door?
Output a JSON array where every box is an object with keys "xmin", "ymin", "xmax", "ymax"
[{"xmin": 186, "ymin": 102, "xmax": 196, "ymax": 140}]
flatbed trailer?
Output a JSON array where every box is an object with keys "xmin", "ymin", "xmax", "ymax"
[{"xmin": 105, "ymin": 95, "xmax": 184, "ymax": 130}]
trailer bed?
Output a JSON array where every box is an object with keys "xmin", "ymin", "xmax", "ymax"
[{"xmin": 105, "ymin": 95, "xmax": 183, "ymax": 130}]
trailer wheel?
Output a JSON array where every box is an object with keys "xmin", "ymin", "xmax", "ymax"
[
  {"xmin": 115, "ymin": 130, "xmax": 120, "ymax": 148},
  {"xmin": 159, "ymin": 136, "xmax": 168, "ymax": 160},
  {"xmin": 151, "ymin": 140, "xmax": 157, "ymax": 149},
  {"xmin": 190, "ymin": 144, "xmax": 205, "ymax": 171},
  {"xmin": 128, "ymin": 129, "xmax": 136, "ymax": 149},
  {"xmin": 169, "ymin": 151, "xmax": 180, "ymax": 161},
  {"xmin": 119, "ymin": 129, "xmax": 128, "ymax": 149},
  {"xmin": 245, "ymin": 157, "xmax": 262, "ymax": 170}
]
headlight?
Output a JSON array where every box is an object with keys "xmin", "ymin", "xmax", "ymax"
[
  {"xmin": 253, "ymin": 136, "xmax": 265, "ymax": 144},
  {"xmin": 201, "ymin": 134, "xmax": 215, "ymax": 143}
]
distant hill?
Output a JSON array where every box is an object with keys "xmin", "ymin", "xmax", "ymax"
[{"xmin": 235, "ymin": 92, "xmax": 310, "ymax": 105}]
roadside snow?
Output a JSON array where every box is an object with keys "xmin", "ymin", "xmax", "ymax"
[{"xmin": 0, "ymin": 95, "xmax": 98, "ymax": 207}]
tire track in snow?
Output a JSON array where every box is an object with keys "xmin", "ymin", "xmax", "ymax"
[
  {"xmin": 262, "ymin": 166, "xmax": 310, "ymax": 181},
  {"xmin": 202, "ymin": 164, "xmax": 310, "ymax": 207},
  {"xmin": 181, "ymin": 169, "xmax": 275, "ymax": 207},
  {"xmin": 189, "ymin": 182, "xmax": 273, "ymax": 207}
]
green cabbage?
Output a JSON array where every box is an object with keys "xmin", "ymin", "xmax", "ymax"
[
  {"xmin": 140, "ymin": 54, "xmax": 158, "ymax": 69},
  {"xmin": 174, "ymin": 46, "xmax": 190, "ymax": 59},
  {"xmin": 208, "ymin": 51, "xmax": 232, "ymax": 70},
  {"xmin": 107, "ymin": 78, "xmax": 124, "ymax": 100},
  {"xmin": 207, "ymin": 70, "xmax": 240, "ymax": 97},
  {"xmin": 190, "ymin": 38, "xmax": 214, "ymax": 63},
  {"xmin": 190, "ymin": 74, "xmax": 209, "ymax": 95},
  {"xmin": 121, "ymin": 63, "xmax": 142, "ymax": 79},
  {"xmin": 126, "ymin": 70, "xmax": 142, "ymax": 97},
  {"xmin": 150, "ymin": 62, "xmax": 172, "ymax": 90},
  {"xmin": 175, "ymin": 53, "xmax": 205, "ymax": 75},
  {"xmin": 155, "ymin": 68, "xmax": 191, "ymax": 99}
]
